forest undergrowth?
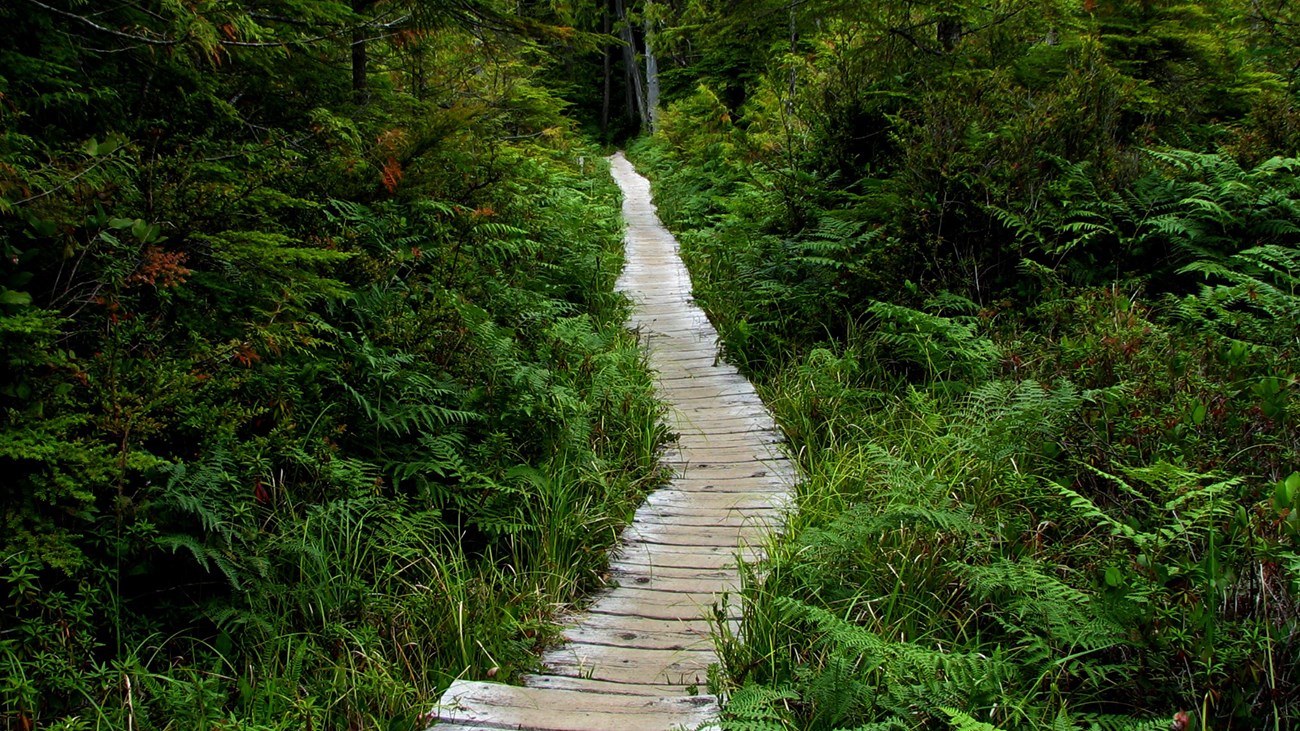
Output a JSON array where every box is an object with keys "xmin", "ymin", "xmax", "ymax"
[
  {"xmin": 626, "ymin": 2, "xmax": 1300, "ymax": 728},
  {"xmin": 0, "ymin": 4, "xmax": 671, "ymax": 729},
  {"xmin": 635, "ymin": 133, "xmax": 1300, "ymax": 731}
]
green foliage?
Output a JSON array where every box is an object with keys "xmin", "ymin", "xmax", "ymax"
[
  {"xmin": 710, "ymin": 330, "xmax": 1297, "ymax": 726},
  {"xmin": 8, "ymin": 0, "xmax": 1300, "ymax": 726},
  {"xmin": 1174, "ymin": 244, "xmax": 1300, "ymax": 347},
  {"xmin": 864, "ymin": 300, "xmax": 999, "ymax": 383},
  {"xmin": 996, "ymin": 151, "xmax": 1300, "ymax": 287},
  {"xmin": 718, "ymin": 684, "xmax": 801, "ymax": 730},
  {"xmin": 0, "ymin": 4, "xmax": 669, "ymax": 728},
  {"xmin": 633, "ymin": 5, "xmax": 1300, "ymax": 723}
]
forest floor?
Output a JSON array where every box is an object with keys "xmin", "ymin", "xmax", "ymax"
[{"xmin": 430, "ymin": 154, "xmax": 796, "ymax": 729}]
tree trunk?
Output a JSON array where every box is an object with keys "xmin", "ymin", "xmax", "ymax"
[
  {"xmin": 352, "ymin": 0, "xmax": 370, "ymax": 103},
  {"xmin": 602, "ymin": 0, "xmax": 613, "ymax": 138},
  {"xmin": 621, "ymin": 56, "xmax": 637, "ymax": 122},
  {"xmin": 615, "ymin": 0, "xmax": 648, "ymax": 129},
  {"xmin": 937, "ymin": 16, "xmax": 962, "ymax": 52},
  {"xmin": 352, "ymin": 30, "xmax": 368, "ymax": 101},
  {"xmin": 644, "ymin": 5, "xmax": 660, "ymax": 132}
]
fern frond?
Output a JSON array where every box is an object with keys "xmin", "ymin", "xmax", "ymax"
[
  {"xmin": 719, "ymin": 684, "xmax": 799, "ymax": 731},
  {"xmin": 938, "ymin": 707, "xmax": 1007, "ymax": 731},
  {"xmin": 865, "ymin": 301, "xmax": 999, "ymax": 382}
]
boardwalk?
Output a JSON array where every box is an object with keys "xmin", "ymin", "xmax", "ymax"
[{"xmin": 431, "ymin": 153, "xmax": 795, "ymax": 731}]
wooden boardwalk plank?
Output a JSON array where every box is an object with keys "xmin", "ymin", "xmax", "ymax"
[
  {"xmin": 520, "ymin": 675, "xmax": 688, "ymax": 697},
  {"xmin": 558, "ymin": 620, "xmax": 715, "ymax": 651},
  {"xmin": 620, "ymin": 524, "xmax": 771, "ymax": 547},
  {"xmin": 434, "ymin": 681, "xmax": 718, "ymax": 731}
]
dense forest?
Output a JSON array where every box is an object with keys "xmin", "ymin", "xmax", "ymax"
[
  {"xmin": 1, "ymin": 2, "xmax": 670, "ymax": 728},
  {"xmin": 3, "ymin": 0, "xmax": 1299, "ymax": 729}
]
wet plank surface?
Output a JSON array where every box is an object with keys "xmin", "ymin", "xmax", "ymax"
[{"xmin": 432, "ymin": 152, "xmax": 793, "ymax": 730}]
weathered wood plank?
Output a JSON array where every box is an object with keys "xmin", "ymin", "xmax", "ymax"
[
  {"xmin": 558, "ymin": 612, "xmax": 720, "ymax": 648},
  {"xmin": 628, "ymin": 508, "xmax": 786, "ymax": 526},
  {"xmin": 619, "ymin": 523, "xmax": 772, "ymax": 547},
  {"xmin": 613, "ymin": 542, "xmax": 761, "ymax": 562},
  {"xmin": 607, "ymin": 554, "xmax": 741, "ymax": 573},
  {"xmin": 667, "ymin": 467, "xmax": 794, "ymax": 483},
  {"xmin": 434, "ymin": 681, "xmax": 719, "ymax": 731},
  {"xmin": 542, "ymin": 654, "xmax": 713, "ymax": 686},
  {"xmin": 520, "ymin": 674, "xmax": 687, "ymax": 697},
  {"xmin": 558, "ymin": 613, "xmax": 739, "ymax": 639},
  {"xmin": 642, "ymin": 492, "xmax": 792, "ymax": 512},
  {"xmin": 610, "ymin": 573, "xmax": 749, "ymax": 595}
]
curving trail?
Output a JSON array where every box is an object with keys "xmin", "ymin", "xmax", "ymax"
[{"xmin": 431, "ymin": 153, "xmax": 794, "ymax": 731}]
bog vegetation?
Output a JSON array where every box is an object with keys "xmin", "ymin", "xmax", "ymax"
[
  {"xmin": 628, "ymin": 0, "xmax": 1300, "ymax": 729},
  {"xmin": 1, "ymin": 2, "xmax": 670, "ymax": 728},
  {"xmin": 3, "ymin": 0, "xmax": 1299, "ymax": 729}
]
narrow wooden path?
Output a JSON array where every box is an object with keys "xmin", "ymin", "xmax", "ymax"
[{"xmin": 431, "ymin": 153, "xmax": 795, "ymax": 730}]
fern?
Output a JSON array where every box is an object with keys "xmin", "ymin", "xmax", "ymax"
[
  {"xmin": 388, "ymin": 432, "xmax": 470, "ymax": 484},
  {"xmin": 1174, "ymin": 244, "xmax": 1300, "ymax": 347},
  {"xmin": 1066, "ymin": 713, "xmax": 1169, "ymax": 731},
  {"xmin": 994, "ymin": 151, "xmax": 1300, "ymax": 287},
  {"xmin": 954, "ymin": 560, "xmax": 1127, "ymax": 655},
  {"xmin": 772, "ymin": 597, "xmax": 1012, "ymax": 722},
  {"xmin": 864, "ymin": 300, "xmax": 1000, "ymax": 382},
  {"xmin": 150, "ymin": 450, "xmax": 253, "ymax": 591},
  {"xmin": 939, "ymin": 707, "xmax": 1008, "ymax": 731},
  {"xmin": 719, "ymin": 720, "xmax": 789, "ymax": 731},
  {"xmin": 1056, "ymin": 463, "xmax": 1241, "ymax": 559},
  {"xmin": 329, "ymin": 332, "xmax": 478, "ymax": 438},
  {"xmin": 956, "ymin": 379, "xmax": 1093, "ymax": 465},
  {"xmin": 326, "ymin": 198, "xmax": 429, "ymax": 257},
  {"xmin": 794, "ymin": 215, "xmax": 887, "ymax": 274},
  {"xmin": 721, "ymin": 684, "xmax": 799, "ymax": 730}
]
